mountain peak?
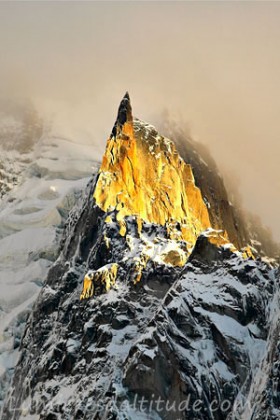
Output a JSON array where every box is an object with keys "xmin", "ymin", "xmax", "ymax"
[
  {"xmin": 95, "ymin": 95, "xmax": 256, "ymax": 261},
  {"xmin": 111, "ymin": 92, "xmax": 133, "ymax": 138}
]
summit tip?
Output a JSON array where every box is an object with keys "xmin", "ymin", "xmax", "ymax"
[{"xmin": 111, "ymin": 92, "xmax": 133, "ymax": 138}]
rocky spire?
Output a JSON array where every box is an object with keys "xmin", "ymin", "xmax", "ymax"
[
  {"xmin": 95, "ymin": 94, "xmax": 254, "ymax": 257},
  {"xmin": 95, "ymin": 105, "xmax": 214, "ymax": 246},
  {"xmin": 111, "ymin": 92, "xmax": 133, "ymax": 138}
]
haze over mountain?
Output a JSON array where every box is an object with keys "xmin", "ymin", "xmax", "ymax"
[{"xmin": 0, "ymin": 1, "xmax": 280, "ymax": 239}]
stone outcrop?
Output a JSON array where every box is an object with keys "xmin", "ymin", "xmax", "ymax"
[
  {"xmin": 80, "ymin": 263, "xmax": 118, "ymax": 299},
  {"xmin": 2, "ymin": 94, "xmax": 278, "ymax": 420}
]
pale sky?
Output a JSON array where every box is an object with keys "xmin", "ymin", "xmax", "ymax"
[{"xmin": 0, "ymin": 1, "xmax": 279, "ymax": 239}]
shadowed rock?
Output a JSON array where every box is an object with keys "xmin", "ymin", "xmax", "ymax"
[{"xmin": 111, "ymin": 92, "xmax": 133, "ymax": 138}]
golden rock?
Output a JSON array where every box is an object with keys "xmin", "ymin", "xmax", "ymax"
[
  {"xmin": 80, "ymin": 263, "xmax": 118, "ymax": 300},
  {"xmin": 82, "ymin": 94, "xmax": 254, "ymax": 298},
  {"xmin": 94, "ymin": 100, "xmax": 214, "ymax": 249}
]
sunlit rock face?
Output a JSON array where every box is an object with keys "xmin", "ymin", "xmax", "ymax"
[
  {"xmin": 81, "ymin": 92, "xmax": 245, "ymax": 296},
  {"xmin": 94, "ymin": 93, "xmax": 229, "ymax": 250},
  {"xmin": 82, "ymin": 92, "xmax": 255, "ymax": 297},
  {"xmin": 80, "ymin": 263, "xmax": 118, "ymax": 299}
]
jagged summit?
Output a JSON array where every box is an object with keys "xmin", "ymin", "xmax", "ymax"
[
  {"xmin": 111, "ymin": 91, "xmax": 133, "ymax": 138},
  {"xmin": 94, "ymin": 97, "xmax": 254, "ymax": 259}
]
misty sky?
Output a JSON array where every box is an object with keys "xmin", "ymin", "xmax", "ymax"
[{"xmin": 0, "ymin": 1, "xmax": 279, "ymax": 240}]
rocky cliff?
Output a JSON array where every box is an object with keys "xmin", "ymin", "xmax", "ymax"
[{"xmin": 1, "ymin": 94, "xmax": 279, "ymax": 420}]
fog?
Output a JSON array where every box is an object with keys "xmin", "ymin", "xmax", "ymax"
[{"xmin": 0, "ymin": 1, "xmax": 279, "ymax": 240}]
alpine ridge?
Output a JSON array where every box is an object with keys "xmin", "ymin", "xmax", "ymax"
[{"xmin": 1, "ymin": 94, "xmax": 279, "ymax": 420}]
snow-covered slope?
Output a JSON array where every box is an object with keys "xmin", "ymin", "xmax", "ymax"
[
  {"xmin": 0, "ymin": 116, "xmax": 99, "ymax": 410},
  {"xmin": 2, "ymin": 170, "xmax": 278, "ymax": 420}
]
